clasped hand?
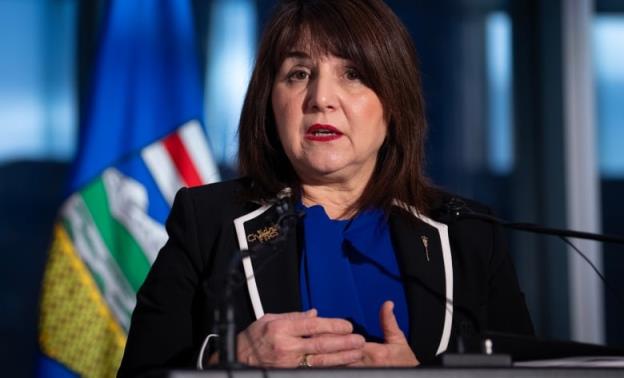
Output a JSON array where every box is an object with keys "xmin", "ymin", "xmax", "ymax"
[{"xmin": 230, "ymin": 300, "xmax": 420, "ymax": 368}]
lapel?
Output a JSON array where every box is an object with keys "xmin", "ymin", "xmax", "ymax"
[
  {"xmin": 389, "ymin": 204, "xmax": 453, "ymax": 361},
  {"xmin": 233, "ymin": 196, "xmax": 301, "ymax": 319}
]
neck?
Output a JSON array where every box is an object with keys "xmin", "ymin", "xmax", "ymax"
[{"xmin": 300, "ymin": 182, "xmax": 365, "ymax": 220}]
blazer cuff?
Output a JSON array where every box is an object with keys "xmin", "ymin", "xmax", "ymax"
[{"xmin": 197, "ymin": 333, "xmax": 219, "ymax": 369}]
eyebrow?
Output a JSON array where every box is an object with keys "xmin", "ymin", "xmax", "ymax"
[{"xmin": 284, "ymin": 50, "xmax": 312, "ymax": 60}]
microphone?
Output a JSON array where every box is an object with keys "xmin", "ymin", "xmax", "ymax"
[{"xmin": 437, "ymin": 197, "xmax": 624, "ymax": 245}]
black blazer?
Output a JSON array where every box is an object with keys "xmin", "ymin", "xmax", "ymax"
[{"xmin": 118, "ymin": 178, "xmax": 533, "ymax": 376}]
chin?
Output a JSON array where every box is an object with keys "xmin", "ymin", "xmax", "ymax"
[
  {"xmin": 293, "ymin": 156, "xmax": 358, "ymax": 181},
  {"xmin": 304, "ymin": 167, "xmax": 354, "ymax": 183},
  {"xmin": 305, "ymin": 161, "xmax": 347, "ymax": 174}
]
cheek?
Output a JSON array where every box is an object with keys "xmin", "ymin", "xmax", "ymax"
[
  {"xmin": 366, "ymin": 114, "xmax": 388, "ymax": 153},
  {"xmin": 271, "ymin": 97, "xmax": 300, "ymax": 161},
  {"xmin": 271, "ymin": 89, "xmax": 284, "ymax": 128},
  {"xmin": 272, "ymin": 92, "xmax": 304, "ymax": 142},
  {"xmin": 351, "ymin": 96, "xmax": 387, "ymax": 139},
  {"xmin": 350, "ymin": 89, "xmax": 383, "ymax": 116},
  {"xmin": 273, "ymin": 111, "xmax": 297, "ymax": 148},
  {"xmin": 271, "ymin": 90, "xmax": 289, "ymax": 140}
]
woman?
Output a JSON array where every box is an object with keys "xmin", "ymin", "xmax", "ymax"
[{"xmin": 118, "ymin": 0, "xmax": 533, "ymax": 375}]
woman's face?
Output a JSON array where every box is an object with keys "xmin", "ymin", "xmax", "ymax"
[{"xmin": 272, "ymin": 52, "xmax": 387, "ymax": 187}]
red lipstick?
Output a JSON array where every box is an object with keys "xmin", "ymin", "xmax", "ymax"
[{"xmin": 305, "ymin": 124, "xmax": 343, "ymax": 142}]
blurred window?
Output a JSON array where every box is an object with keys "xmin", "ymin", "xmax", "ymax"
[
  {"xmin": 593, "ymin": 16, "xmax": 624, "ymax": 178},
  {"xmin": 485, "ymin": 12, "xmax": 514, "ymax": 175},
  {"xmin": 203, "ymin": 0, "xmax": 256, "ymax": 169},
  {"xmin": 593, "ymin": 12, "xmax": 624, "ymax": 348},
  {"xmin": 0, "ymin": 0, "xmax": 77, "ymax": 163}
]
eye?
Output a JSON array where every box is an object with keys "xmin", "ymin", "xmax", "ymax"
[
  {"xmin": 344, "ymin": 67, "xmax": 362, "ymax": 81},
  {"xmin": 286, "ymin": 69, "xmax": 310, "ymax": 82}
]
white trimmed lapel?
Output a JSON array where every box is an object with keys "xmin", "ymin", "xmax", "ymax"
[
  {"xmin": 232, "ymin": 187, "xmax": 300, "ymax": 320},
  {"xmin": 233, "ymin": 203, "xmax": 273, "ymax": 319},
  {"xmin": 392, "ymin": 200, "xmax": 454, "ymax": 357}
]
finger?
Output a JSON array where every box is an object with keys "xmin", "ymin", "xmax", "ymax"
[
  {"xmin": 300, "ymin": 333, "xmax": 365, "ymax": 355},
  {"xmin": 280, "ymin": 308, "xmax": 318, "ymax": 320},
  {"xmin": 379, "ymin": 301, "xmax": 407, "ymax": 344},
  {"xmin": 263, "ymin": 308, "xmax": 317, "ymax": 322},
  {"xmin": 287, "ymin": 316, "xmax": 354, "ymax": 337},
  {"xmin": 308, "ymin": 349, "xmax": 364, "ymax": 367},
  {"xmin": 346, "ymin": 360, "xmax": 365, "ymax": 367}
]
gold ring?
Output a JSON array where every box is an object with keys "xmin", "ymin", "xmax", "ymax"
[{"xmin": 298, "ymin": 354, "xmax": 311, "ymax": 368}]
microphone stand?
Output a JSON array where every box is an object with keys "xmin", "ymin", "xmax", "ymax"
[{"xmin": 217, "ymin": 248, "xmax": 246, "ymax": 369}]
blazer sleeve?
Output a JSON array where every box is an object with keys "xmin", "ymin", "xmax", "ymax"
[
  {"xmin": 485, "ymin": 218, "xmax": 535, "ymax": 336},
  {"xmin": 118, "ymin": 187, "xmax": 206, "ymax": 377}
]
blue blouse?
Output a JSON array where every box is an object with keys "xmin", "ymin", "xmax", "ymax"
[{"xmin": 298, "ymin": 203, "xmax": 409, "ymax": 342}]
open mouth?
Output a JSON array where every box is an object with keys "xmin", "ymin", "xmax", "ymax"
[
  {"xmin": 305, "ymin": 124, "xmax": 343, "ymax": 141},
  {"xmin": 311, "ymin": 129, "xmax": 337, "ymax": 136}
]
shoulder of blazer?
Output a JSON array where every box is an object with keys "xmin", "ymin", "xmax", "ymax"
[
  {"xmin": 184, "ymin": 177, "xmax": 251, "ymax": 205},
  {"xmin": 180, "ymin": 177, "xmax": 261, "ymax": 221}
]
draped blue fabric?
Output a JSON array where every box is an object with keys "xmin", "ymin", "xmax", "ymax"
[{"xmin": 299, "ymin": 204, "xmax": 410, "ymax": 341}]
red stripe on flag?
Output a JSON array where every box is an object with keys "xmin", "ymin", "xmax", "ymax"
[{"xmin": 162, "ymin": 133, "xmax": 203, "ymax": 187}]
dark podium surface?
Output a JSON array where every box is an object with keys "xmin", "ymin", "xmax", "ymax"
[
  {"xmin": 150, "ymin": 367, "xmax": 624, "ymax": 378},
  {"xmin": 146, "ymin": 334, "xmax": 624, "ymax": 378}
]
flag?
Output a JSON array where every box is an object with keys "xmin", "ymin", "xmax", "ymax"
[{"xmin": 38, "ymin": 1, "xmax": 219, "ymax": 376}]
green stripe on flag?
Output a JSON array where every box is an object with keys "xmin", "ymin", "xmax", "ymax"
[
  {"xmin": 61, "ymin": 217, "xmax": 106, "ymax": 291},
  {"xmin": 80, "ymin": 178, "xmax": 151, "ymax": 291}
]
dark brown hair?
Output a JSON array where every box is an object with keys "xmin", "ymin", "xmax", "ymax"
[{"xmin": 238, "ymin": 0, "xmax": 434, "ymax": 214}]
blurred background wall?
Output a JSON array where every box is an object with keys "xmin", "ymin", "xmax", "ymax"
[{"xmin": 0, "ymin": 0, "xmax": 623, "ymax": 376}]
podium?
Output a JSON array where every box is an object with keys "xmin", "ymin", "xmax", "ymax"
[
  {"xmin": 144, "ymin": 333, "xmax": 624, "ymax": 378},
  {"xmin": 149, "ymin": 367, "xmax": 624, "ymax": 378}
]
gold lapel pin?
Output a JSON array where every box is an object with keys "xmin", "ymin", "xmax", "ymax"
[
  {"xmin": 247, "ymin": 224, "xmax": 280, "ymax": 243},
  {"xmin": 420, "ymin": 235, "xmax": 430, "ymax": 262}
]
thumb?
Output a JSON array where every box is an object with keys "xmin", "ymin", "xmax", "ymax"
[{"xmin": 380, "ymin": 301, "xmax": 407, "ymax": 344}]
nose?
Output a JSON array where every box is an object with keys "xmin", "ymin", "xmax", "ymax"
[{"xmin": 306, "ymin": 72, "xmax": 338, "ymax": 113}]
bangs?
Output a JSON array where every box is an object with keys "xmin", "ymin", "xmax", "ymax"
[
  {"xmin": 273, "ymin": 21, "xmax": 359, "ymax": 64},
  {"xmin": 269, "ymin": 1, "xmax": 382, "ymax": 88}
]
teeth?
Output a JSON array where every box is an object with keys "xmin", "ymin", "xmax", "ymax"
[{"xmin": 314, "ymin": 130, "xmax": 334, "ymax": 135}]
